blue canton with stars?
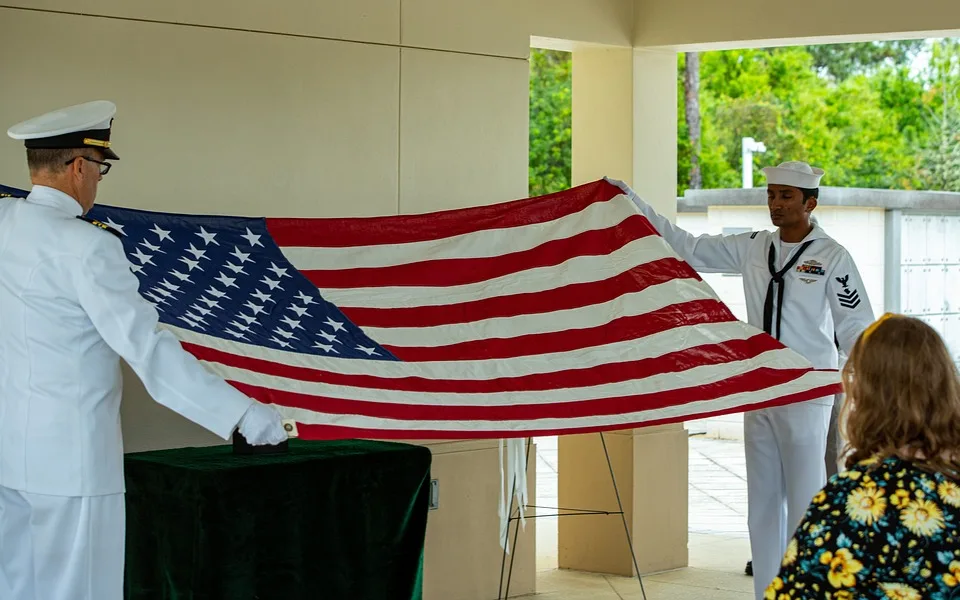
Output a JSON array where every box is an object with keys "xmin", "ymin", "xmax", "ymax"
[{"xmin": 78, "ymin": 203, "xmax": 397, "ymax": 361}]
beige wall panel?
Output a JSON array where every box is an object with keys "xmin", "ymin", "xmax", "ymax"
[
  {"xmin": 632, "ymin": 48, "xmax": 677, "ymax": 219},
  {"xmin": 0, "ymin": 8, "xmax": 401, "ymax": 452},
  {"xmin": 528, "ymin": 0, "xmax": 633, "ymax": 49},
  {"xmin": 399, "ymin": 48, "xmax": 528, "ymax": 214},
  {"xmin": 401, "ymin": 0, "xmax": 633, "ymax": 57},
  {"xmin": 0, "ymin": 8, "xmax": 400, "ymax": 219},
  {"xmin": 0, "ymin": 1, "xmax": 400, "ymax": 45},
  {"xmin": 631, "ymin": 426, "xmax": 688, "ymax": 573},
  {"xmin": 422, "ymin": 441, "xmax": 537, "ymax": 599},
  {"xmin": 571, "ymin": 45, "xmax": 634, "ymax": 186},
  {"xmin": 558, "ymin": 430, "xmax": 634, "ymax": 576},
  {"xmin": 401, "ymin": 0, "xmax": 530, "ymax": 58},
  {"xmin": 634, "ymin": 0, "xmax": 960, "ymax": 48}
]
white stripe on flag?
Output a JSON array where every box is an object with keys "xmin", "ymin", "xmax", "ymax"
[
  {"xmin": 201, "ymin": 347, "xmax": 812, "ymax": 406},
  {"xmin": 277, "ymin": 193, "xmax": 639, "ymax": 270},
  {"xmin": 169, "ymin": 320, "xmax": 790, "ymax": 378},
  {"xmin": 274, "ymin": 370, "xmax": 840, "ymax": 432},
  {"xmin": 313, "ymin": 235, "xmax": 678, "ymax": 310},
  {"xmin": 359, "ymin": 277, "xmax": 717, "ymax": 346}
]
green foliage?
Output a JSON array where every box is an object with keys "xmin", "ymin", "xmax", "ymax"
[
  {"xmin": 528, "ymin": 48, "xmax": 572, "ymax": 197},
  {"xmin": 805, "ymin": 41, "xmax": 924, "ymax": 81},
  {"xmin": 918, "ymin": 39, "xmax": 960, "ymax": 189},
  {"xmin": 526, "ymin": 39, "xmax": 960, "ymax": 198},
  {"xmin": 679, "ymin": 39, "xmax": 960, "ymax": 193}
]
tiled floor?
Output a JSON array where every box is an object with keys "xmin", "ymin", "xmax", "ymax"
[{"xmin": 522, "ymin": 426, "xmax": 753, "ymax": 599}]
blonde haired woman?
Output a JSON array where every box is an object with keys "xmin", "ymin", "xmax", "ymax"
[{"xmin": 766, "ymin": 314, "xmax": 960, "ymax": 599}]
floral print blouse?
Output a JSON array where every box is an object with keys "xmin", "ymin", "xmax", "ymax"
[{"xmin": 766, "ymin": 456, "xmax": 960, "ymax": 600}]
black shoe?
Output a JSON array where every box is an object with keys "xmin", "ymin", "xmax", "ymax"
[{"xmin": 745, "ymin": 560, "xmax": 753, "ymax": 576}]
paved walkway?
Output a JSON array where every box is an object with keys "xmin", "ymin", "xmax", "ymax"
[{"xmin": 527, "ymin": 427, "xmax": 754, "ymax": 599}]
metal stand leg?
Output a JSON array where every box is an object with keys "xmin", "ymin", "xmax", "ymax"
[
  {"xmin": 497, "ymin": 433, "xmax": 648, "ymax": 600},
  {"xmin": 600, "ymin": 432, "xmax": 647, "ymax": 599}
]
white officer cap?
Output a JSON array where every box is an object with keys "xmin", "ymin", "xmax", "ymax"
[
  {"xmin": 7, "ymin": 100, "xmax": 119, "ymax": 160},
  {"xmin": 761, "ymin": 161, "xmax": 823, "ymax": 189}
]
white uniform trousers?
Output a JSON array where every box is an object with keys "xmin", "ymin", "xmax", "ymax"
[
  {"xmin": 744, "ymin": 401, "xmax": 832, "ymax": 600},
  {"xmin": 0, "ymin": 485, "xmax": 124, "ymax": 600}
]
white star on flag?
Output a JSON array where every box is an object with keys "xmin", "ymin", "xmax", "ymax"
[
  {"xmin": 150, "ymin": 224, "xmax": 172, "ymax": 242},
  {"xmin": 241, "ymin": 228, "xmax": 263, "ymax": 247},
  {"xmin": 104, "ymin": 218, "xmax": 125, "ymax": 235},
  {"xmin": 196, "ymin": 227, "xmax": 218, "ymax": 246},
  {"xmin": 230, "ymin": 247, "xmax": 252, "ymax": 263},
  {"xmin": 325, "ymin": 317, "xmax": 345, "ymax": 332}
]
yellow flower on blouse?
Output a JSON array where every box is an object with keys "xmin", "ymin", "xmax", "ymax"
[
  {"xmin": 900, "ymin": 498, "xmax": 945, "ymax": 537},
  {"xmin": 943, "ymin": 561, "xmax": 960, "ymax": 587},
  {"xmin": 840, "ymin": 470, "xmax": 862, "ymax": 481},
  {"xmin": 846, "ymin": 485, "xmax": 887, "ymax": 525},
  {"xmin": 880, "ymin": 583, "xmax": 922, "ymax": 600},
  {"xmin": 938, "ymin": 480, "xmax": 960, "ymax": 509},
  {"xmin": 820, "ymin": 548, "xmax": 864, "ymax": 589},
  {"xmin": 890, "ymin": 488, "xmax": 911, "ymax": 508},
  {"xmin": 781, "ymin": 538, "xmax": 798, "ymax": 567},
  {"xmin": 764, "ymin": 576, "xmax": 784, "ymax": 600}
]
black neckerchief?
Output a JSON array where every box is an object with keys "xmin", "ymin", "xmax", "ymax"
[{"xmin": 763, "ymin": 238, "xmax": 815, "ymax": 340}]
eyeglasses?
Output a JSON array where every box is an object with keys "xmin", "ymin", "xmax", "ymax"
[{"xmin": 65, "ymin": 156, "xmax": 112, "ymax": 176}]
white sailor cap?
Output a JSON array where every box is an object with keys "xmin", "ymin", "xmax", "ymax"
[
  {"xmin": 7, "ymin": 100, "xmax": 119, "ymax": 160},
  {"xmin": 761, "ymin": 161, "xmax": 823, "ymax": 189}
]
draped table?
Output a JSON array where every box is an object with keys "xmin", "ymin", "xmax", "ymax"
[{"xmin": 123, "ymin": 439, "xmax": 432, "ymax": 599}]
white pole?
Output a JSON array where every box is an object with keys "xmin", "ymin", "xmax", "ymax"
[{"xmin": 742, "ymin": 137, "xmax": 767, "ymax": 189}]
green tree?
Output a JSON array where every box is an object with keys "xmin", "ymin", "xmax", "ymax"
[
  {"xmin": 805, "ymin": 41, "xmax": 924, "ymax": 81},
  {"xmin": 682, "ymin": 44, "xmax": 927, "ymax": 191},
  {"xmin": 528, "ymin": 48, "xmax": 572, "ymax": 196},
  {"xmin": 918, "ymin": 39, "xmax": 960, "ymax": 190}
]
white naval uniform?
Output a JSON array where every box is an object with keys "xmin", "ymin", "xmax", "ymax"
[
  {"xmin": 607, "ymin": 179, "xmax": 875, "ymax": 599},
  {"xmin": 0, "ymin": 186, "xmax": 256, "ymax": 599}
]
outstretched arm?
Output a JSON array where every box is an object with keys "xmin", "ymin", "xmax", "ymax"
[
  {"xmin": 606, "ymin": 177, "xmax": 753, "ymax": 274},
  {"xmin": 73, "ymin": 231, "xmax": 285, "ymax": 443}
]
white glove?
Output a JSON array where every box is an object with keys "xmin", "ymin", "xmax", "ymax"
[
  {"xmin": 603, "ymin": 176, "xmax": 634, "ymax": 197},
  {"xmin": 237, "ymin": 401, "xmax": 287, "ymax": 445}
]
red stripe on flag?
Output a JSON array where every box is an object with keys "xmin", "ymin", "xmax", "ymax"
[
  {"xmin": 291, "ymin": 383, "xmax": 841, "ymax": 440},
  {"xmin": 340, "ymin": 257, "xmax": 700, "ymax": 328},
  {"xmin": 382, "ymin": 299, "xmax": 737, "ymax": 361},
  {"xmin": 230, "ymin": 367, "xmax": 820, "ymax": 422},
  {"xmin": 185, "ymin": 333, "xmax": 783, "ymax": 394},
  {"xmin": 266, "ymin": 180, "xmax": 622, "ymax": 248},
  {"xmin": 300, "ymin": 214, "xmax": 658, "ymax": 289}
]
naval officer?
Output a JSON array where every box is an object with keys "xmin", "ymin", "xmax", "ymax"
[
  {"xmin": 606, "ymin": 161, "xmax": 875, "ymax": 600},
  {"xmin": 0, "ymin": 100, "xmax": 288, "ymax": 599}
]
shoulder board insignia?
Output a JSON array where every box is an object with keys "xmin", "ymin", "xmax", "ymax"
[
  {"xmin": 77, "ymin": 215, "xmax": 123, "ymax": 238},
  {"xmin": 750, "ymin": 231, "xmax": 759, "ymax": 239}
]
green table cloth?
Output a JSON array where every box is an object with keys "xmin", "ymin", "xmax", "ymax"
[{"xmin": 123, "ymin": 439, "xmax": 432, "ymax": 600}]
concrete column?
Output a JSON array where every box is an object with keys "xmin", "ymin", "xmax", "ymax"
[{"xmin": 559, "ymin": 43, "xmax": 688, "ymax": 576}]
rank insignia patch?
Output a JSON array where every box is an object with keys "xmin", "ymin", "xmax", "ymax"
[{"xmin": 835, "ymin": 274, "xmax": 861, "ymax": 309}]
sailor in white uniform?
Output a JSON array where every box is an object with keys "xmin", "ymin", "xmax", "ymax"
[
  {"xmin": 607, "ymin": 161, "xmax": 875, "ymax": 600},
  {"xmin": 0, "ymin": 101, "xmax": 289, "ymax": 600}
]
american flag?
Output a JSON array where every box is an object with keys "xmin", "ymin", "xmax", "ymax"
[{"xmin": 1, "ymin": 180, "xmax": 841, "ymax": 440}]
